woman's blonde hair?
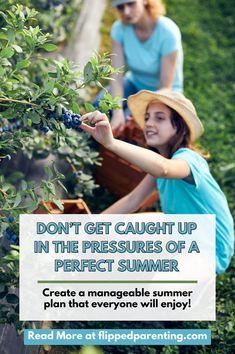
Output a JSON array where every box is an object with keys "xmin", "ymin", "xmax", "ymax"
[
  {"xmin": 146, "ymin": 0, "xmax": 166, "ymax": 20},
  {"xmin": 115, "ymin": 0, "xmax": 166, "ymax": 22}
]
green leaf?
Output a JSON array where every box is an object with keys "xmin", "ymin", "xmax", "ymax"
[
  {"xmin": 6, "ymin": 28, "xmax": 15, "ymax": 43},
  {"xmin": 12, "ymin": 44, "xmax": 23, "ymax": 53},
  {"xmin": 52, "ymin": 198, "xmax": 64, "ymax": 211},
  {"xmin": 44, "ymin": 165, "xmax": 53, "ymax": 179},
  {"xmin": 13, "ymin": 192, "xmax": 21, "ymax": 208},
  {"xmin": 83, "ymin": 61, "xmax": 93, "ymax": 82},
  {"xmin": 0, "ymin": 31, "xmax": 8, "ymax": 40},
  {"xmin": 71, "ymin": 101, "xmax": 80, "ymax": 114},
  {"xmin": 41, "ymin": 187, "xmax": 49, "ymax": 202},
  {"xmin": 16, "ymin": 59, "xmax": 30, "ymax": 70},
  {"xmin": 52, "ymin": 162, "xmax": 65, "ymax": 179},
  {"xmin": 21, "ymin": 180, "xmax": 27, "ymax": 191},
  {"xmin": 29, "ymin": 111, "xmax": 41, "ymax": 124},
  {"xmin": 26, "ymin": 201, "xmax": 38, "ymax": 213},
  {"xmin": 46, "ymin": 182, "xmax": 56, "ymax": 196},
  {"xmin": 41, "ymin": 43, "xmax": 57, "ymax": 52},
  {"xmin": 25, "ymin": 35, "xmax": 34, "ymax": 50},
  {"xmin": 0, "ymin": 65, "xmax": 5, "ymax": 76},
  {"xmin": 57, "ymin": 180, "xmax": 68, "ymax": 193},
  {"xmin": 45, "ymin": 80, "xmax": 55, "ymax": 91},
  {"xmin": 84, "ymin": 102, "xmax": 95, "ymax": 112},
  {"xmin": 10, "ymin": 245, "xmax": 20, "ymax": 251},
  {"xmin": 0, "ymin": 47, "xmax": 14, "ymax": 58}
]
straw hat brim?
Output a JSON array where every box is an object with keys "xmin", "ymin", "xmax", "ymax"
[{"xmin": 127, "ymin": 90, "xmax": 204, "ymax": 142}]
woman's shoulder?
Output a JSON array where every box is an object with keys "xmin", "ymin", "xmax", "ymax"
[
  {"xmin": 112, "ymin": 20, "xmax": 131, "ymax": 31},
  {"xmin": 158, "ymin": 16, "xmax": 181, "ymax": 35},
  {"xmin": 111, "ymin": 20, "xmax": 123, "ymax": 31},
  {"xmin": 111, "ymin": 20, "xmax": 127, "ymax": 43},
  {"xmin": 111, "ymin": 20, "xmax": 132, "ymax": 39}
]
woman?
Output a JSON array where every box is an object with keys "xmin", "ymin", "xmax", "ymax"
[
  {"xmin": 80, "ymin": 89, "xmax": 234, "ymax": 274},
  {"xmin": 99, "ymin": 0, "xmax": 184, "ymax": 133}
]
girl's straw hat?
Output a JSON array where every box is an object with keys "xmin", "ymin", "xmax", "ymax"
[{"xmin": 128, "ymin": 89, "xmax": 204, "ymax": 142}]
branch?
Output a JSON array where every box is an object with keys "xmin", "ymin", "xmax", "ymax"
[{"xmin": 0, "ymin": 98, "xmax": 38, "ymax": 106}]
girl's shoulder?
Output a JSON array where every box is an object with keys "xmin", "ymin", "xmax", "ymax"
[{"xmin": 172, "ymin": 148, "xmax": 206, "ymax": 164}]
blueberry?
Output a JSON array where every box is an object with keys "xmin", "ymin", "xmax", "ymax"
[
  {"xmin": 42, "ymin": 126, "xmax": 50, "ymax": 133},
  {"xmin": 3, "ymin": 125, "xmax": 10, "ymax": 132},
  {"xmin": 4, "ymin": 227, "xmax": 15, "ymax": 241},
  {"xmin": 64, "ymin": 117, "xmax": 72, "ymax": 129},
  {"xmin": 46, "ymin": 111, "xmax": 53, "ymax": 119},
  {"xmin": 5, "ymin": 233, "xmax": 12, "ymax": 241},
  {"xmin": 74, "ymin": 170, "xmax": 83, "ymax": 178},
  {"xmin": 8, "ymin": 216, "xmax": 14, "ymax": 223},
  {"xmin": 71, "ymin": 117, "xmax": 81, "ymax": 129},
  {"xmin": 11, "ymin": 234, "xmax": 17, "ymax": 242},
  {"xmin": 39, "ymin": 123, "xmax": 50, "ymax": 133}
]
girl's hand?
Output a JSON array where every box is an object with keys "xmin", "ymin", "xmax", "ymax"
[{"xmin": 80, "ymin": 111, "xmax": 115, "ymax": 148}]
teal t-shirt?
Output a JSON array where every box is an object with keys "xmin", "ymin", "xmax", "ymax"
[
  {"xmin": 111, "ymin": 16, "xmax": 183, "ymax": 92},
  {"xmin": 156, "ymin": 148, "xmax": 234, "ymax": 274}
]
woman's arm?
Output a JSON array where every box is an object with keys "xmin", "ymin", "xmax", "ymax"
[
  {"xmin": 80, "ymin": 111, "xmax": 191, "ymax": 180},
  {"xmin": 103, "ymin": 174, "xmax": 156, "ymax": 214},
  {"xmin": 160, "ymin": 51, "xmax": 178, "ymax": 89},
  {"xmin": 110, "ymin": 39, "xmax": 126, "ymax": 133},
  {"xmin": 111, "ymin": 39, "xmax": 124, "ymax": 100}
]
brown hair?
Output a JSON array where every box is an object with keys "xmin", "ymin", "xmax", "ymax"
[
  {"xmin": 150, "ymin": 108, "xmax": 209, "ymax": 159},
  {"xmin": 166, "ymin": 109, "xmax": 209, "ymax": 159}
]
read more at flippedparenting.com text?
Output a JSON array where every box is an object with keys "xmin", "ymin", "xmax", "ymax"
[{"xmin": 24, "ymin": 329, "xmax": 211, "ymax": 346}]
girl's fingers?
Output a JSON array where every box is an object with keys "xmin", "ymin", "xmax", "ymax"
[
  {"xmin": 95, "ymin": 121, "xmax": 110, "ymax": 128},
  {"xmin": 80, "ymin": 111, "xmax": 108, "ymax": 125},
  {"xmin": 80, "ymin": 122, "xmax": 95, "ymax": 134}
]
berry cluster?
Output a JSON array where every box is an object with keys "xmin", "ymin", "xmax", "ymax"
[
  {"xmin": 3, "ymin": 227, "xmax": 17, "ymax": 243},
  {"xmin": 0, "ymin": 107, "xmax": 82, "ymax": 135},
  {"xmin": 0, "ymin": 121, "xmax": 21, "ymax": 134},
  {"xmin": 38, "ymin": 106, "xmax": 82, "ymax": 133}
]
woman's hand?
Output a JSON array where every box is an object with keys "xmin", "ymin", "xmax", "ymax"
[
  {"xmin": 111, "ymin": 109, "xmax": 126, "ymax": 136},
  {"xmin": 80, "ymin": 111, "xmax": 115, "ymax": 148}
]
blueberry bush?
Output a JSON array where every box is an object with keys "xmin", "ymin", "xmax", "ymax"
[
  {"xmin": 0, "ymin": 3, "xmax": 120, "ymax": 331},
  {"xmin": 0, "ymin": 0, "xmax": 83, "ymax": 44}
]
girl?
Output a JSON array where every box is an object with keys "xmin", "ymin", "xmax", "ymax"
[
  {"xmin": 81, "ymin": 89, "xmax": 234, "ymax": 274},
  {"xmin": 95, "ymin": 0, "xmax": 183, "ymax": 134}
]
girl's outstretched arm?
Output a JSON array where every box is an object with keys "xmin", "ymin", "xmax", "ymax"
[
  {"xmin": 102, "ymin": 174, "xmax": 156, "ymax": 214},
  {"xmin": 80, "ymin": 111, "xmax": 191, "ymax": 180}
]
